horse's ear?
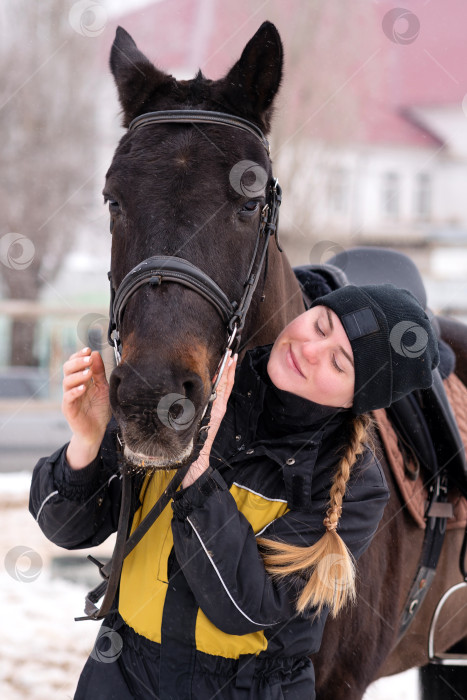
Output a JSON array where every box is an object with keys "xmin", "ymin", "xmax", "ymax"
[
  {"xmin": 110, "ymin": 27, "xmax": 174, "ymax": 127},
  {"xmin": 218, "ymin": 22, "xmax": 283, "ymax": 132}
]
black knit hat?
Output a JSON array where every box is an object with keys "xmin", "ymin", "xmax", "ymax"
[{"xmin": 310, "ymin": 284, "xmax": 440, "ymax": 414}]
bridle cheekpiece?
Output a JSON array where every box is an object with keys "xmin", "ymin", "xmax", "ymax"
[{"xmin": 107, "ymin": 109, "xmax": 283, "ymax": 396}]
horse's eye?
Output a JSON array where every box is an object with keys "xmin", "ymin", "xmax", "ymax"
[
  {"xmin": 103, "ymin": 194, "xmax": 120, "ymax": 213},
  {"xmin": 241, "ymin": 200, "xmax": 260, "ymax": 213}
]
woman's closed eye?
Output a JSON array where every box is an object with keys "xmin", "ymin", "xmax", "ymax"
[
  {"xmin": 314, "ymin": 321, "xmax": 344, "ymax": 373},
  {"xmin": 332, "ymin": 356, "xmax": 344, "ymax": 373},
  {"xmin": 314, "ymin": 321, "xmax": 325, "ymax": 337}
]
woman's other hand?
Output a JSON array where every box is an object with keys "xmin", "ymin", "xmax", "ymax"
[
  {"xmin": 62, "ymin": 347, "xmax": 112, "ymax": 469},
  {"xmin": 182, "ymin": 352, "xmax": 238, "ymax": 488}
]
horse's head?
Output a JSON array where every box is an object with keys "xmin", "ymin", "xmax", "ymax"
[{"xmin": 105, "ymin": 22, "xmax": 294, "ymax": 469}]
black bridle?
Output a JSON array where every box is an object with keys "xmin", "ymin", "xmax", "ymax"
[
  {"xmin": 107, "ymin": 109, "xmax": 282, "ymax": 393},
  {"xmin": 77, "ymin": 110, "xmax": 283, "ymax": 622}
]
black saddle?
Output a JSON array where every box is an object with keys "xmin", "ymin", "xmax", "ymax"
[{"xmin": 294, "ymin": 246, "xmax": 467, "ymax": 496}]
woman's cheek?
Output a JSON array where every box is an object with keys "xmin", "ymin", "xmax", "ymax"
[{"xmin": 317, "ymin": 372, "xmax": 341, "ymax": 402}]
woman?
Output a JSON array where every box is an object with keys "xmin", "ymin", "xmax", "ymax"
[{"xmin": 30, "ymin": 283, "xmax": 439, "ymax": 699}]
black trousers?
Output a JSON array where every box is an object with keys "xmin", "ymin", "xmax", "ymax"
[{"xmin": 74, "ymin": 614, "xmax": 316, "ymax": 700}]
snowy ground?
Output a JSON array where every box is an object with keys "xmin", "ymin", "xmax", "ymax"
[{"xmin": 0, "ymin": 473, "xmax": 420, "ymax": 700}]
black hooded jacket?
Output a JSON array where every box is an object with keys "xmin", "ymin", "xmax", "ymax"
[{"xmin": 29, "ymin": 344, "xmax": 389, "ymax": 699}]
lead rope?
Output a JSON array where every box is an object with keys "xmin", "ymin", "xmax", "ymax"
[
  {"xmin": 75, "ymin": 343, "xmax": 226, "ymax": 621},
  {"xmin": 75, "ymin": 398, "xmax": 215, "ymax": 621}
]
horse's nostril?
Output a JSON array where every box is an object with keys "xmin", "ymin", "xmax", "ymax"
[
  {"xmin": 169, "ymin": 403, "xmax": 184, "ymax": 422},
  {"xmin": 183, "ymin": 380, "xmax": 195, "ymax": 399},
  {"xmin": 181, "ymin": 376, "xmax": 205, "ymax": 409},
  {"xmin": 109, "ymin": 371, "xmax": 122, "ymax": 408}
]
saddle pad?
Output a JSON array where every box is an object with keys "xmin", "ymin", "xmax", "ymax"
[{"xmin": 373, "ymin": 373, "xmax": 467, "ymax": 531}]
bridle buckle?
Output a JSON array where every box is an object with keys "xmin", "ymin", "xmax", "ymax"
[{"xmin": 110, "ymin": 330, "xmax": 122, "ymax": 366}]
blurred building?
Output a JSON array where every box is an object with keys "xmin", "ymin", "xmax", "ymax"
[
  {"xmin": 94, "ymin": 0, "xmax": 467, "ymax": 324},
  {"xmin": 3, "ymin": 0, "xmax": 467, "ymax": 388},
  {"xmin": 100, "ymin": 0, "xmax": 467, "ymax": 272}
]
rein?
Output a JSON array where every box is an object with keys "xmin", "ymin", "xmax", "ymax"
[{"xmin": 77, "ymin": 109, "xmax": 282, "ymax": 621}]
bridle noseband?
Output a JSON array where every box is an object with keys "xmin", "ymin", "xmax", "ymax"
[{"xmin": 107, "ymin": 109, "xmax": 283, "ymax": 394}]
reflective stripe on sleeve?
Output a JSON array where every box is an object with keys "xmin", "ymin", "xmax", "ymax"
[{"xmin": 36, "ymin": 490, "xmax": 59, "ymax": 522}]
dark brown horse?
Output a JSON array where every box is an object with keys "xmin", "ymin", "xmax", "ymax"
[
  {"xmin": 105, "ymin": 22, "xmax": 467, "ymax": 699},
  {"xmin": 106, "ymin": 22, "xmax": 303, "ymax": 468}
]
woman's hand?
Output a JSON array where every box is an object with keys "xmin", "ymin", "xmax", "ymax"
[
  {"xmin": 182, "ymin": 352, "xmax": 238, "ymax": 488},
  {"xmin": 62, "ymin": 347, "xmax": 112, "ymax": 469}
]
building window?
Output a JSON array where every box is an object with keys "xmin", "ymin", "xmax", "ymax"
[
  {"xmin": 414, "ymin": 172, "xmax": 431, "ymax": 219},
  {"xmin": 382, "ymin": 172, "xmax": 399, "ymax": 218},
  {"xmin": 327, "ymin": 168, "xmax": 349, "ymax": 214}
]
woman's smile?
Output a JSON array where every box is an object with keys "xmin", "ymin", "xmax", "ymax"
[
  {"xmin": 287, "ymin": 344, "xmax": 306, "ymax": 378},
  {"xmin": 267, "ymin": 305, "xmax": 355, "ymax": 408}
]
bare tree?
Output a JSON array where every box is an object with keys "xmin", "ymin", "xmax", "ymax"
[
  {"xmin": 0, "ymin": 0, "xmax": 101, "ymax": 365},
  {"xmin": 257, "ymin": 0, "xmax": 378, "ymax": 262}
]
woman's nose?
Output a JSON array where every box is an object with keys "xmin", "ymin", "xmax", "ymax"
[{"xmin": 301, "ymin": 340, "xmax": 321, "ymax": 363}]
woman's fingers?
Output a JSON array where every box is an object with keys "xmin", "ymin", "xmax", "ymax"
[
  {"xmin": 196, "ymin": 353, "xmax": 238, "ymax": 463},
  {"xmin": 62, "ymin": 383, "xmax": 87, "ymax": 406},
  {"xmin": 63, "ymin": 350, "xmax": 108, "ymax": 390},
  {"xmin": 63, "ymin": 367, "xmax": 93, "ymax": 391},
  {"xmin": 62, "ymin": 348, "xmax": 107, "ymax": 414},
  {"xmin": 89, "ymin": 351, "xmax": 108, "ymax": 388},
  {"xmin": 67, "ymin": 347, "xmax": 91, "ymax": 362},
  {"xmin": 209, "ymin": 353, "xmax": 237, "ymax": 427},
  {"xmin": 61, "ymin": 348, "xmax": 111, "ymax": 446},
  {"xmin": 216, "ymin": 352, "xmax": 237, "ymax": 399},
  {"xmin": 63, "ymin": 351, "xmax": 92, "ymax": 377}
]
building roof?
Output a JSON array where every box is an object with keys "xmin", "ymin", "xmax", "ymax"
[{"xmin": 101, "ymin": 0, "xmax": 467, "ymax": 149}]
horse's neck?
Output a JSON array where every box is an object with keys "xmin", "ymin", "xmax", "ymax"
[
  {"xmin": 243, "ymin": 249, "xmax": 305, "ymax": 350},
  {"xmin": 438, "ymin": 316, "xmax": 467, "ymax": 388}
]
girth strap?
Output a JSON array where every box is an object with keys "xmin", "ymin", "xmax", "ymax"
[{"xmin": 396, "ymin": 471, "xmax": 453, "ymax": 643}]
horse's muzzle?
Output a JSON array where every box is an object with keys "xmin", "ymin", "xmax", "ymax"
[{"xmin": 109, "ymin": 361, "xmax": 207, "ymax": 468}]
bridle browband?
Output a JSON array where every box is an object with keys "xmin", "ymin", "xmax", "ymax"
[
  {"xmin": 107, "ymin": 109, "xmax": 283, "ymax": 392},
  {"xmin": 129, "ymin": 109, "xmax": 271, "ymax": 154},
  {"xmin": 78, "ymin": 110, "xmax": 283, "ymax": 622}
]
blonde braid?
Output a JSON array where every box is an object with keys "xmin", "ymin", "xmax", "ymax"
[
  {"xmin": 258, "ymin": 414, "xmax": 373, "ymax": 618},
  {"xmin": 324, "ymin": 414, "xmax": 371, "ymax": 533}
]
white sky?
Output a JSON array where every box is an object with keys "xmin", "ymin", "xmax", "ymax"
[{"xmin": 104, "ymin": 0, "xmax": 163, "ymax": 18}]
